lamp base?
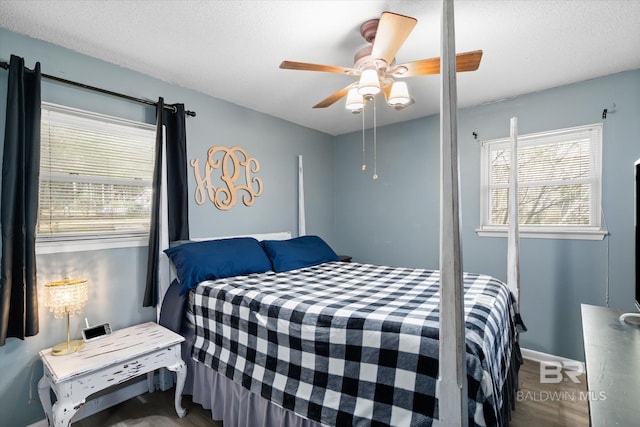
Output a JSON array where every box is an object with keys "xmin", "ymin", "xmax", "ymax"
[{"xmin": 51, "ymin": 339, "xmax": 84, "ymax": 356}]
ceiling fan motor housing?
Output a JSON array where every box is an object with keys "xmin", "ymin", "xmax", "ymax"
[{"xmin": 359, "ymin": 18, "xmax": 379, "ymax": 43}]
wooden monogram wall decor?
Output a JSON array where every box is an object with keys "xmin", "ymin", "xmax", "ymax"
[{"xmin": 191, "ymin": 146, "xmax": 263, "ymax": 210}]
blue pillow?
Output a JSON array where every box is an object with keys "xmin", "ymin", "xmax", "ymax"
[
  {"xmin": 261, "ymin": 235, "xmax": 339, "ymax": 273},
  {"xmin": 159, "ymin": 279, "xmax": 186, "ymax": 333},
  {"xmin": 164, "ymin": 237, "xmax": 272, "ymax": 294}
]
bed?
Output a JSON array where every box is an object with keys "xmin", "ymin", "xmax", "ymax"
[
  {"xmin": 155, "ymin": 4, "xmax": 524, "ymax": 425},
  {"xmin": 159, "ymin": 234, "xmax": 524, "ymax": 427}
]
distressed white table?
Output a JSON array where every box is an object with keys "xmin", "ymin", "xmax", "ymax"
[{"xmin": 38, "ymin": 322, "xmax": 186, "ymax": 427}]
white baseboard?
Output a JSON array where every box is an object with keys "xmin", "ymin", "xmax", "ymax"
[
  {"xmin": 27, "ymin": 378, "xmax": 150, "ymax": 427},
  {"xmin": 521, "ymin": 347, "xmax": 585, "ymax": 372}
]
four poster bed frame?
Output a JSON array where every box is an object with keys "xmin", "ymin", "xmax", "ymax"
[{"xmin": 157, "ymin": 1, "xmax": 523, "ymax": 425}]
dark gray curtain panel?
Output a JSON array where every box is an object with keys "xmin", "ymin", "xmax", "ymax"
[
  {"xmin": 0, "ymin": 55, "xmax": 41, "ymax": 345},
  {"xmin": 144, "ymin": 98, "xmax": 189, "ymax": 307}
]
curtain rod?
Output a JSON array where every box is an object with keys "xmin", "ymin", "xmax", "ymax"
[{"xmin": 0, "ymin": 61, "xmax": 196, "ymax": 117}]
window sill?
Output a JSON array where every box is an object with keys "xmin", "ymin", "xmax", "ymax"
[
  {"xmin": 475, "ymin": 227, "xmax": 608, "ymax": 241},
  {"xmin": 36, "ymin": 235, "xmax": 148, "ymax": 255}
]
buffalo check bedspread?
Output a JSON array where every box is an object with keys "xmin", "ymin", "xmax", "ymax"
[{"xmin": 191, "ymin": 261, "xmax": 519, "ymax": 426}]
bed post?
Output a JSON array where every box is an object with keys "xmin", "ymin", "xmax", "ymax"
[
  {"xmin": 437, "ymin": 0, "xmax": 467, "ymax": 425},
  {"xmin": 507, "ymin": 118, "xmax": 520, "ymax": 304},
  {"xmin": 298, "ymin": 154, "xmax": 306, "ymax": 236},
  {"xmin": 507, "ymin": 117, "xmax": 520, "ymax": 307}
]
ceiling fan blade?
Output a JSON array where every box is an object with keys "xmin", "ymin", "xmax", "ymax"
[
  {"xmin": 370, "ymin": 11, "xmax": 417, "ymax": 66},
  {"xmin": 381, "ymin": 84, "xmax": 392, "ymax": 100},
  {"xmin": 280, "ymin": 60, "xmax": 357, "ymax": 75},
  {"xmin": 394, "ymin": 50, "xmax": 483, "ymax": 77},
  {"xmin": 455, "ymin": 50, "xmax": 483, "ymax": 72},
  {"xmin": 313, "ymin": 85, "xmax": 355, "ymax": 108}
]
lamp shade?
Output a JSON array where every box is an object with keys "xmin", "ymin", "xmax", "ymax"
[
  {"xmin": 357, "ymin": 69, "xmax": 381, "ymax": 97},
  {"xmin": 44, "ymin": 278, "xmax": 88, "ymax": 318},
  {"xmin": 388, "ymin": 81, "xmax": 411, "ymax": 106},
  {"xmin": 345, "ymin": 88, "xmax": 365, "ymax": 112}
]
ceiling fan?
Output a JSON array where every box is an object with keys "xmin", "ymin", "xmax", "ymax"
[{"xmin": 279, "ymin": 11, "xmax": 483, "ymax": 113}]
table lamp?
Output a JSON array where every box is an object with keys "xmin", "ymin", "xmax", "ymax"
[{"xmin": 44, "ymin": 277, "xmax": 89, "ymax": 356}]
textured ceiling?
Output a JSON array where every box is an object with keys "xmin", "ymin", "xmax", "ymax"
[{"xmin": 1, "ymin": 0, "xmax": 639, "ymax": 136}]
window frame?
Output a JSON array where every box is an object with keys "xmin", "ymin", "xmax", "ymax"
[
  {"xmin": 476, "ymin": 123, "xmax": 607, "ymax": 240},
  {"xmin": 36, "ymin": 102, "xmax": 156, "ymax": 254}
]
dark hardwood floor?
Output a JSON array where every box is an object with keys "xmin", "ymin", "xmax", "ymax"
[{"xmin": 73, "ymin": 359, "xmax": 588, "ymax": 426}]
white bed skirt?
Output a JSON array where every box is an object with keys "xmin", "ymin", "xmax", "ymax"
[{"xmin": 191, "ymin": 359, "xmax": 324, "ymax": 427}]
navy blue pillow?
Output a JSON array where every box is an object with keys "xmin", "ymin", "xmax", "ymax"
[
  {"xmin": 261, "ymin": 235, "xmax": 339, "ymax": 273},
  {"xmin": 164, "ymin": 237, "xmax": 272, "ymax": 294},
  {"xmin": 158, "ymin": 279, "xmax": 186, "ymax": 333}
]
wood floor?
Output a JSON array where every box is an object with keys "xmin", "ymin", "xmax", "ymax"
[
  {"xmin": 73, "ymin": 389, "xmax": 219, "ymax": 427},
  {"xmin": 73, "ymin": 359, "xmax": 589, "ymax": 426},
  {"xmin": 511, "ymin": 359, "xmax": 589, "ymax": 427}
]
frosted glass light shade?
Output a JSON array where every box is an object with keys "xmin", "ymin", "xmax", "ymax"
[
  {"xmin": 44, "ymin": 278, "xmax": 89, "ymax": 318},
  {"xmin": 358, "ymin": 69, "xmax": 380, "ymax": 97},
  {"xmin": 388, "ymin": 81, "xmax": 410, "ymax": 106},
  {"xmin": 345, "ymin": 88, "xmax": 364, "ymax": 112}
]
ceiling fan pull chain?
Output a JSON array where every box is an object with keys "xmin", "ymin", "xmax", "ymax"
[
  {"xmin": 373, "ymin": 100, "xmax": 378, "ymax": 180},
  {"xmin": 361, "ymin": 104, "xmax": 367, "ymax": 171}
]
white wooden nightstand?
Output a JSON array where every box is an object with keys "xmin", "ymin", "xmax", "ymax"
[{"xmin": 37, "ymin": 322, "xmax": 186, "ymax": 427}]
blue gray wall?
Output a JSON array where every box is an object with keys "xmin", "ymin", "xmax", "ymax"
[
  {"xmin": 335, "ymin": 69, "xmax": 640, "ymax": 362},
  {"xmin": 0, "ymin": 28, "xmax": 334, "ymax": 426},
  {"xmin": 2, "ymin": 24, "xmax": 640, "ymax": 427}
]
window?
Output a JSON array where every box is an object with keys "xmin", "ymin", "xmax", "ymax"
[
  {"xmin": 37, "ymin": 103, "xmax": 155, "ymax": 253},
  {"xmin": 477, "ymin": 123, "xmax": 605, "ymax": 240}
]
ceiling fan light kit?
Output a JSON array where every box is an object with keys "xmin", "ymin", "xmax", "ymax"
[
  {"xmin": 345, "ymin": 87, "xmax": 365, "ymax": 113},
  {"xmin": 357, "ymin": 68, "xmax": 381, "ymax": 98},
  {"xmin": 388, "ymin": 81, "xmax": 410, "ymax": 107}
]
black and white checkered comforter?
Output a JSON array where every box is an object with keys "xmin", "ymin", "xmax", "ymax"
[{"xmin": 191, "ymin": 262, "xmax": 519, "ymax": 426}]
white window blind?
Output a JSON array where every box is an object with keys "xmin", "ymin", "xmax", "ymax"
[
  {"xmin": 478, "ymin": 123, "xmax": 605, "ymax": 240},
  {"xmin": 38, "ymin": 103, "xmax": 155, "ymax": 244}
]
